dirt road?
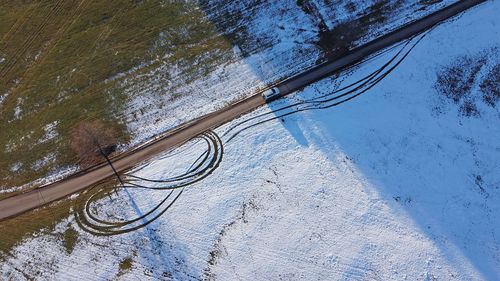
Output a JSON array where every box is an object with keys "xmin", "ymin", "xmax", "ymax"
[{"xmin": 0, "ymin": 0, "xmax": 486, "ymax": 221}]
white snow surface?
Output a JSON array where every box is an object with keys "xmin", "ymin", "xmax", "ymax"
[{"xmin": 2, "ymin": 1, "xmax": 500, "ymax": 280}]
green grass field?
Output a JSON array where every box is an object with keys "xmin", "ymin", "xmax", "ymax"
[{"xmin": 0, "ymin": 0, "xmax": 234, "ymax": 195}]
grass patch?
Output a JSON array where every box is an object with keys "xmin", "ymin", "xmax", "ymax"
[
  {"xmin": 434, "ymin": 49, "xmax": 500, "ymax": 117},
  {"xmin": 435, "ymin": 54, "xmax": 486, "ymax": 104},
  {"xmin": 200, "ymin": 0, "xmax": 403, "ymax": 63},
  {"xmin": 297, "ymin": 0, "xmax": 397, "ymax": 60},
  {"xmin": 116, "ymin": 251, "xmax": 137, "ymax": 279},
  {"xmin": 0, "ymin": 194, "xmax": 73, "ymax": 259},
  {"xmin": 0, "ymin": 0, "xmax": 234, "ymax": 193},
  {"xmin": 480, "ymin": 64, "xmax": 500, "ymax": 107},
  {"xmin": 119, "ymin": 257, "xmax": 133, "ymax": 272},
  {"xmin": 61, "ymin": 227, "xmax": 79, "ymax": 254},
  {"xmin": 0, "ymin": 178, "xmax": 119, "ymax": 260}
]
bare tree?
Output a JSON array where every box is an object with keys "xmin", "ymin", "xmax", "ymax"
[{"xmin": 71, "ymin": 120, "xmax": 117, "ymax": 168}]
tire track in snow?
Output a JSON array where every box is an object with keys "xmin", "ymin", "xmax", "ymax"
[
  {"xmin": 74, "ymin": 130, "xmax": 223, "ymax": 236},
  {"xmin": 222, "ymin": 31, "xmax": 428, "ymax": 143}
]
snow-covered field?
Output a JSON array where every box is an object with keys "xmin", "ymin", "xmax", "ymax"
[
  {"xmin": 2, "ymin": 0, "xmax": 500, "ymax": 280},
  {"xmin": 4, "ymin": 0, "xmax": 457, "ymax": 193}
]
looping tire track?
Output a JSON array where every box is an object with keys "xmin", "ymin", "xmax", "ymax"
[
  {"xmin": 124, "ymin": 131, "xmax": 223, "ymax": 189},
  {"xmin": 74, "ymin": 130, "xmax": 223, "ymax": 236}
]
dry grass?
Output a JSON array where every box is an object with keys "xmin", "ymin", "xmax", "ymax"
[
  {"xmin": 434, "ymin": 49, "xmax": 499, "ymax": 116},
  {"xmin": 0, "ymin": 0, "xmax": 234, "ymax": 193},
  {"xmin": 480, "ymin": 64, "xmax": 500, "ymax": 107},
  {"xmin": 435, "ymin": 55, "xmax": 485, "ymax": 104},
  {"xmin": 0, "ymin": 178, "xmax": 118, "ymax": 259},
  {"xmin": 0, "ymin": 195, "xmax": 73, "ymax": 259}
]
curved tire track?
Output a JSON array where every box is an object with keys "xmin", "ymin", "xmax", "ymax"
[{"xmin": 74, "ymin": 130, "xmax": 223, "ymax": 236}]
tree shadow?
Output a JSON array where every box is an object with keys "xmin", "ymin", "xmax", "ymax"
[{"xmin": 123, "ymin": 188, "xmax": 199, "ymax": 280}]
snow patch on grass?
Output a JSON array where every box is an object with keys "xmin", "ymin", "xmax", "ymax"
[
  {"xmin": 38, "ymin": 121, "xmax": 59, "ymax": 144},
  {"xmin": 0, "ymin": 165, "xmax": 79, "ymax": 195},
  {"xmin": 9, "ymin": 162, "xmax": 22, "ymax": 173},
  {"xmin": 13, "ymin": 98, "xmax": 22, "ymax": 120},
  {"xmin": 0, "ymin": 93, "xmax": 7, "ymax": 105}
]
